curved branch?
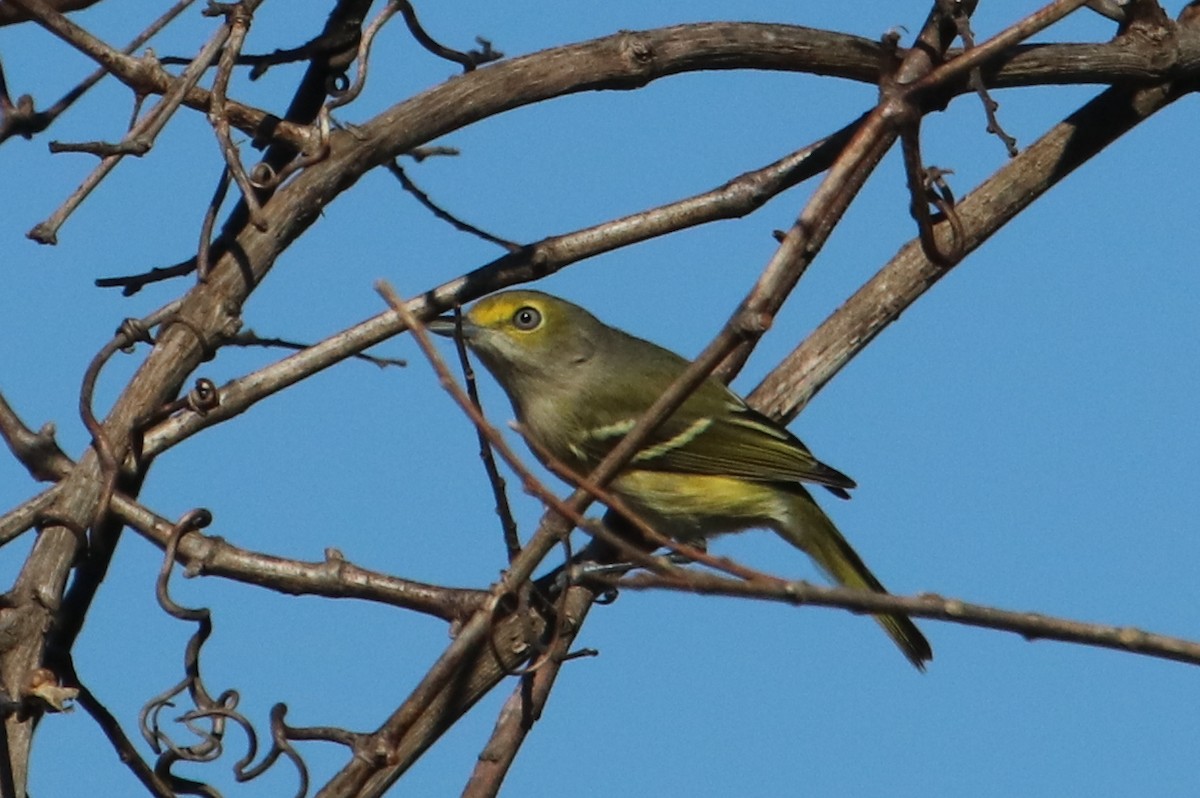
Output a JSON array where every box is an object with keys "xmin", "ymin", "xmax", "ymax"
[
  {"xmin": 139, "ymin": 121, "xmax": 858, "ymax": 459},
  {"xmin": 11, "ymin": 2, "xmax": 1200, "ymax": 167},
  {"xmin": 6, "ymin": 0, "xmax": 316, "ymax": 151},
  {"xmin": 749, "ymin": 79, "xmax": 1186, "ymax": 420},
  {"xmin": 6, "ymin": 8, "xmax": 1199, "ymax": 798}
]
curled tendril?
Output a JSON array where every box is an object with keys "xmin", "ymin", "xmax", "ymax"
[
  {"xmin": 324, "ymin": 72, "xmax": 350, "ymax": 96},
  {"xmin": 140, "ymin": 511, "xmax": 322, "ymax": 796},
  {"xmin": 249, "ymin": 161, "xmax": 276, "ymax": 189},
  {"xmin": 186, "ymin": 378, "xmax": 221, "ymax": 415}
]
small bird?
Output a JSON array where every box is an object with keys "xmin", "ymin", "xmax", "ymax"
[{"xmin": 429, "ymin": 290, "xmax": 931, "ymax": 670}]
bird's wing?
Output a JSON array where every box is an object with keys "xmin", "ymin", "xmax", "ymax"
[{"xmin": 575, "ymin": 397, "xmax": 856, "ymax": 493}]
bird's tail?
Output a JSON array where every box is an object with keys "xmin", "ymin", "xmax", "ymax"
[{"xmin": 776, "ymin": 489, "xmax": 932, "ymax": 671}]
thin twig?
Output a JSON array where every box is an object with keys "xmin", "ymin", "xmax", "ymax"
[
  {"xmin": 23, "ymin": 2, "xmax": 235, "ymax": 243},
  {"xmin": 113, "ymin": 491, "xmax": 487, "ymax": 620},
  {"xmin": 0, "ymin": 0, "xmax": 197, "ymax": 144},
  {"xmin": 385, "ymin": 160, "xmax": 521, "ymax": 251},
  {"xmin": 446, "ymin": 308, "xmax": 522, "ymax": 562},
  {"xmin": 207, "ymin": 1, "xmax": 269, "ymax": 231},
  {"xmin": 910, "ymin": 0, "xmax": 1094, "ymax": 97},
  {"xmin": 953, "ymin": 7, "xmax": 1020, "ymax": 155},
  {"xmin": 326, "ymin": 1, "xmax": 401, "ymax": 110},
  {"xmin": 227, "ymin": 329, "xmax": 407, "ymax": 368},
  {"xmin": 55, "ymin": 656, "xmax": 175, "ymax": 798},
  {"xmin": 138, "ymin": 127, "xmax": 853, "ymax": 459},
  {"xmin": 619, "ymin": 571, "xmax": 1200, "ymax": 667},
  {"xmin": 0, "ymin": 488, "xmax": 60, "ymax": 549},
  {"xmin": 395, "ymin": 0, "xmax": 503, "ymax": 72},
  {"xmin": 95, "ymin": 258, "xmax": 197, "ymax": 295},
  {"xmin": 750, "ymin": 78, "xmax": 1184, "ymax": 422}
]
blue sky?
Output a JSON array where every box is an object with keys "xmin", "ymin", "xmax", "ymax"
[{"xmin": 2, "ymin": 1, "xmax": 1199, "ymax": 795}]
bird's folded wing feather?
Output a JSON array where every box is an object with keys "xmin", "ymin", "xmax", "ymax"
[{"xmin": 577, "ymin": 400, "xmax": 856, "ymax": 493}]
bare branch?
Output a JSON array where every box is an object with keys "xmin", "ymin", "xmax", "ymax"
[
  {"xmin": 113, "ymin": 493, "xmax": 488, "ymax": 621},
  {"xmin": 5, "ymin": 4, "xmax": 1200, "ymax": 795},
  {"xmin": 139, "ymin": 126, "xmax": 852, "ymax": 460},
  {"xmin": 22, "ymin": 3, "xmax": 238, "ymax": 243},
  {"xmin": 445, "ymin": 309, "xmax": 523, "ymax": 561},
  {"xmin": 617, "ymin": 572, "xmax": 1200, "ymax": 668},
  {"xmin": 385, "ymin": 159, "xmax": 521, "ymax": 251},
  {"xmin": 206, "ymin": 2, "xmax": 269, "ymax": 232},
  {"xmin": 0, "ymin": 0, "xmax": 197, "ymax": 143},
  {"xmin": 750, "ymin": 78, "xmax": 1185, "ymax": 421},
  {"xmin": 395, "ymin": 0, "xmax": 504, "ymax": 72}
]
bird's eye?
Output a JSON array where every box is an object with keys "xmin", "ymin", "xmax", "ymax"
[{"xmin": 512, "ymin": 306, "xmax": 542, "ymax": 331}]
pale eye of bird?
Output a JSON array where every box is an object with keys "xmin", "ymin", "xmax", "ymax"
[{"xmin": 512, "ymin": 306, "xmax": 542, "ymax": 331}]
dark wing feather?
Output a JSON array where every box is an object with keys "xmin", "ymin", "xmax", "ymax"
[
  {"xmin": 573, "ymin": 380, "xmax": 855, "ymax": 492},
  {"xmin": 635, "ymin": 405, "xmax": 856, "ymax": 490}
]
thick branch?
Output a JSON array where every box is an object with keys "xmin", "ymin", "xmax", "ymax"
[
  {"xmin": 3, "ymin": 8, "xmax": 1198, "ymax": 797},
  {"xmin": 749, "ymin": 80, "xmax": 1186, "ymax": 419},
  {"xmin": 139, "ymin": 124, "xmax": 856, "ymax": 460}
]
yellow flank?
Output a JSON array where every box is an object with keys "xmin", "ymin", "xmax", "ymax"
[
  {"xmin": 613, "ymin": 470, "xmax": 791, "ymax": 540},
  {"xmin": 616, "ymin": 468, "xmax": 932, "ymax": 670}
]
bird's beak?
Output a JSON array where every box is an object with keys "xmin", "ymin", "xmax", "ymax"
[{"xmin": 427, "ymin": 316, "xmax": 474, "ymax": 340}]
